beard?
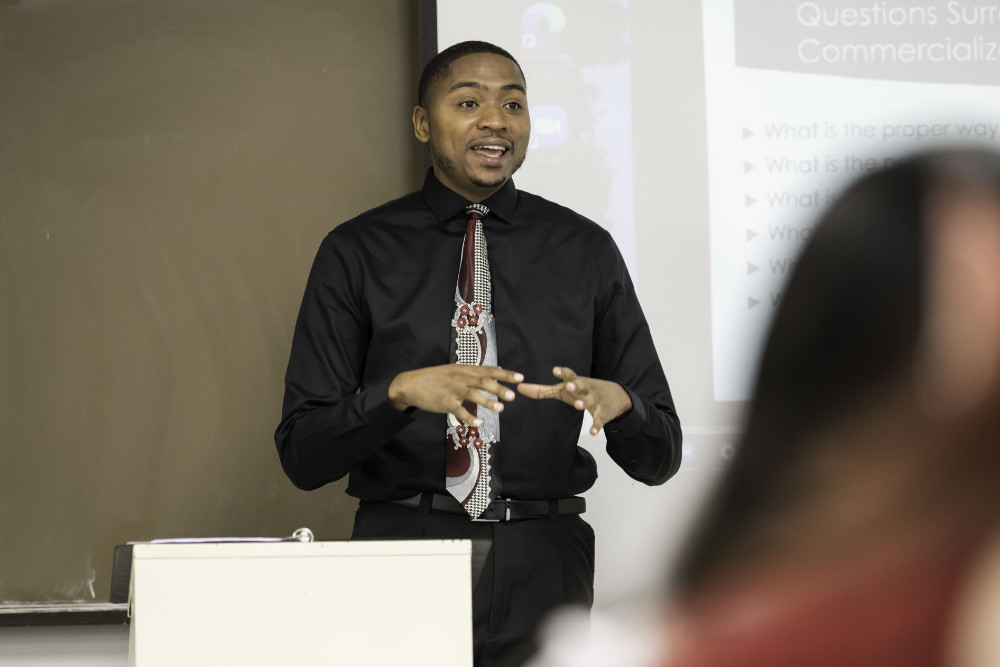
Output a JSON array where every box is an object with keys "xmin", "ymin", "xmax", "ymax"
[{"xmin": 430, "ymin": 144, "xmax": 527, "ymax": 192}]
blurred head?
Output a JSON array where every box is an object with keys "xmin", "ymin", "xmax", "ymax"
[{"xmin": 673, "ymin": 147, "xmax": 1000, "ymax": 596}]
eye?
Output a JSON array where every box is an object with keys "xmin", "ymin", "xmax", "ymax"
[
  {"xmin": 504, "ymin": 101, "xmax": 523, "ymax": 111},
  {"xmin": 458, "ymin": 100, "xmax": 478, "ymax": 109}
]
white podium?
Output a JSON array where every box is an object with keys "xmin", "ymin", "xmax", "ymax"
[{"xmin": 128, "ymin": 539, "xmax": 472, "ymax": 667}]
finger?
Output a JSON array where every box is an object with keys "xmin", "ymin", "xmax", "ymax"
[
  {"xmin": 451, "ymin": 402, "xmax": 483, "ymax": 428},
  {"xmin": 519, "ymin": 382, "xmax": 587, "ymax": 412},
  {"xmin": 559, "ymin": 382, "xmax": 587, "ymax": 409},
  {"xmin": 463, "ymin": 387, "xmax": 507, "ymax": 415},
  {"xmin": 481, "ymin": 366, "xmax": 525, "ymax": 385},
  {"xmin": 460, "ymin": 367, "xmax": 523, "ymax": 402},
  {"xmin": 516, "ymin": 382, "xmax": 561, "ymax": 400},
  {"xmin": 552, "ymin": 366, "xmax": 578, "ymax": 383},
  {"xmin": 474, "ymin": 374, "xmax": 517, "ymax": 402},
  {"xmin": 553, "ymin": 367, "xmax": 588, "ymax": 403},
  {"xmin": 563, "ymin": 377, "xmax": 590, "ymax": 400},
  {"xmin": 558, "ymin": 374, "xmax": 593, "ymax": 410},
  {"xmin": 589, "ymin": 410, "xmax": 606, "ymax": 436}
]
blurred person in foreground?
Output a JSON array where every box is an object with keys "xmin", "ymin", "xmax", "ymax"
[
  {"xmin": 663, "ymin": 147, "xmax": 1000, "ymax": 667},
  {"xmin": 528, "ymin": 147, "xmax": 1000, "ymax": 667}
]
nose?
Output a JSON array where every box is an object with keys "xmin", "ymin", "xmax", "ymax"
[{"xmin": 478, "ymin": 104, "xmax": 506, "ymax": 131}]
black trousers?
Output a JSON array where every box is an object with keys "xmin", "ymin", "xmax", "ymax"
[{"xmin": 352, "ymin": 501, "xmax": 595, "ymax": 667}]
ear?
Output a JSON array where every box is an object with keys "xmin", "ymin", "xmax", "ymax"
[
  {"xmin": 412, "ymin": 105, "xmax": 430, "ymax": 144},
  {"xmin": 914, "ymin": 182, "xmax": 1000, "ymax": 419}
]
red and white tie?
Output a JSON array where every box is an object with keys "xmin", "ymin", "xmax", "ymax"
[{"xmin": 445, "ymin": 204, "xmax": 500, "ymax": 519}]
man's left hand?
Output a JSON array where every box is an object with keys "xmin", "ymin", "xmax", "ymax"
[{"xmin": 517, "ymin": 366, "xmax": 633, "ymax": 436}]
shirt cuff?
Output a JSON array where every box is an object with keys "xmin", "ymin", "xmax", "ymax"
[
  {"xmin": 602, "ymin": 385, "xmax": 647, "ymax": 439},
  {"xmin": 360, "ymin": 377, "xmax": 416, "ymax": 441}
]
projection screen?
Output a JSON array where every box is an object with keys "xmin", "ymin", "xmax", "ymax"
[{"xmin": 432, "ymin": 0, "xmax": 1000, "ymax": 605}]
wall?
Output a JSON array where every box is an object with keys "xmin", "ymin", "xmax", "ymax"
[{"xmin": 0, "ymin": 0, "xmax": 421, "ymax": 611}]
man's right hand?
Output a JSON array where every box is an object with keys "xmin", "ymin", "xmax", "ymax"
[{"xmin": 388, "ymin": 365, "xmax": 524, "ymax": 427}]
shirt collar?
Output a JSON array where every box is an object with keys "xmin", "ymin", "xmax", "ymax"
[{"xmin": 421, "ymin": 168, "xmax": 517, "ymax": 224}]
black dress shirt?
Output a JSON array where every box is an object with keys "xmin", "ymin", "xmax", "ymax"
[{"xmin": 275, "ymin": 171, "xmax": 682, "ymax": 501}]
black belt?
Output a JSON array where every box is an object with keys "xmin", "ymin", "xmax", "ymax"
[{"xmin": 391, "ymin": 492, "xmax": 586, "ymax": 522}]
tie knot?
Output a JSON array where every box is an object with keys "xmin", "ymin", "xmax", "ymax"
[{"xmin": 465, "ymin": 203, "xmax": 488, "ymax": 221}]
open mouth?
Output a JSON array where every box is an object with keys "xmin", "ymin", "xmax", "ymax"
[{"xmin": 472, "ymin": 144, "xmax": 508, "ymax": 159}]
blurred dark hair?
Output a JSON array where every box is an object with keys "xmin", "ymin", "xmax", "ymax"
[
  {"xmin": 672, "ymin": 147, "xmax": 1000, "ymax": 594},
  {"xmin": 417, "ymin": 40, "xmax": 524, "ymax": 108}
]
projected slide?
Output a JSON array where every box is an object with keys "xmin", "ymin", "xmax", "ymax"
[
  {"xmin": 703, "ymin": 0, "xmax": 1000, "ymax": 400},
  {"xmin": 432, "ymin": 0, "xmax": 1000, "ymax": 603}
]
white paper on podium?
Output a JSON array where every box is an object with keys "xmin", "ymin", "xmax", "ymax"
[{"xmin": 128, "ymin": 539, "xmax": 473, "ymax": 667}]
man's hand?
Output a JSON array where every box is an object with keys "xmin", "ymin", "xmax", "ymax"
[
  {"xmin": 388, "ymin": 365, "xmax": 524, "ymax": 427},
  {"xmin": 517, "ymin": 366, "xmax": 633, "ymax": 436}
]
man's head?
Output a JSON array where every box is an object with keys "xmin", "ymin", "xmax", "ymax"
[{"xmin": 413, "ymin": 41, "xmax": 530, "ymax": 203}]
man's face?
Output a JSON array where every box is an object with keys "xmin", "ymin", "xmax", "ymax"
[{"xmin": 413, "ymin": 52, "xmax": 530, "ymax": 203}]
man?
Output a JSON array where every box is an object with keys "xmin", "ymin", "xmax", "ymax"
[{"xmin": 275, "ymin": 41, "xmax": 682, "ymax": 667}]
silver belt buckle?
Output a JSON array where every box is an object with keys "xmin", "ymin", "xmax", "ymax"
[{"xmin": 471, "ymin": 498, "xmax": 510, "ymax": 522}]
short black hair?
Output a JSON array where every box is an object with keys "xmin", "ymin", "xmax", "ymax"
[{"xmin": 417, "ymin": 40, "xmax": 524, "ymax": 108}]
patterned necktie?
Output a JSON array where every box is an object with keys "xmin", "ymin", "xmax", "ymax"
[{"xmin": 445, "ymin": 203, "xmax": 500, "ymax": 519}]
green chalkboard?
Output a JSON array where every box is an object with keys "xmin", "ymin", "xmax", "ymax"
[{"xmin": 0, "ymin": 0, "xmax": 422, "ymax": 607}]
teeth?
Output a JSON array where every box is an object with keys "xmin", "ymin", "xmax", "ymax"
[{"xmin": 475, "ymin": 145, "xmax": 506, "ymax": 152}]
